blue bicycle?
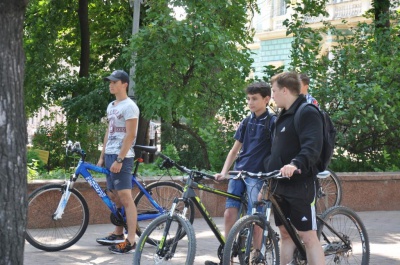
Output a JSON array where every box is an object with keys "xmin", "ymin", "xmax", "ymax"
[{"xmin": 25, "ymin": 141, "xmax": 195, "ymax": 251}]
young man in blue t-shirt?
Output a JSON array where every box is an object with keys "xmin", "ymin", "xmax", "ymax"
[{"xmin": 205, "ymin": 82, "xmax": 276, "ymax": 265}]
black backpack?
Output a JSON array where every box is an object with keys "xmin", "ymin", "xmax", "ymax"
[
  {"xmin": 242, "ymin": 112, "xmax": 276, "ymax": 140},
  {"xmin": 294, "ymin": 103, "xmax": 336, "ymax": 172}
]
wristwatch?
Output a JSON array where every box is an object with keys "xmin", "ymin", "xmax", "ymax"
[{"xmin": 116, "ymin": 157, "xmax": 124, "ymax": 163}]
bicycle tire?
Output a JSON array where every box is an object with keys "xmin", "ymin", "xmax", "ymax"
[
  {"xmin": 134, "ymin": 181, "xmax": 195, "ymax": 245},
  {"xmin": 316, "ymin": 169, "xmax": 342, "ymax": 214},
  {"xmin": 318, "ymin": 206, "xmax": 370, "ymax": 265},
  {"xmin": 25, "ymin": 184, "xmax": 89, "ymax": 251},
  {"xmin": 133, "ymin": 214, "xmax": 196, "ymax": 264},
  {"xmin": 223, "ymin": 214, "xmax": 280, "ymax": 265}
]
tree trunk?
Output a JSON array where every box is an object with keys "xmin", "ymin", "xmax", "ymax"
[
  {"xmin": 65, "ymin": 0, "xmax": 90, "ymax": 147},
  {"xmin": 373, "ymin": 0, "xmax": 390, "ymax": 29},
  {"xmin": 78, "ymin": 0, "xmax": 90, "ymax": 78},
  {"xmin": 136, "ymin": 116, "xmax": 149, "ymax": 146},
  {"xmin": 171, "ymin": 121, "xmax": 211, "ymax": 169},
  {"xmin": 373, "ymin": 0, "xmax": 391, "ymax": 53},
  {"xmin": 0, "ymin": 1, "xmax": 29, "ymax": 264}
]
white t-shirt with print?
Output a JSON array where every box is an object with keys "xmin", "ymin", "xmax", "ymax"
[{"xmin": 105, "ymin": 98, "xmax": 140, "ymax": 157}]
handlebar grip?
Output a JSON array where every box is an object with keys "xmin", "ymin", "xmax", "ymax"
[{"xmin": 202, "ymin": 173, "xmax": 216, "ymax": 180}]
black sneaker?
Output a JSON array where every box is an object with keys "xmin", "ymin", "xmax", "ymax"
[
  {"xmin": 108, "ymin": 239, "xmax": 136, "ymax": 254},
  {"xmin": 96, "ymin": 233, "xmax": 125, "ymax": 246},
  {"xmin": 205, "ymin": 261, "xmax": 221, "ymax": 265}
]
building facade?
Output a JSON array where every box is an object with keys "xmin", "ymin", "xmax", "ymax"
[
  {"xmin": 249, "ymin": 0, "xmax": 375, "ymax": 78},
  {"xmin": 27, "ymin": 106, "xmax": 65, "ymax": 145}
]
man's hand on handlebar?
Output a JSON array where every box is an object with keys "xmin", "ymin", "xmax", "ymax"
[
  {"xmin": 280, "ymin": 164, "xmax": 299, "ymax": 178},
  {"xmin": 214, "ymin": 173, "xmax": 229, "ymax": 181}
]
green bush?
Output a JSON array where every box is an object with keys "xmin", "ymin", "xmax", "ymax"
[
  {"xmin": 38, "ymin": 168, "xmax": 71, "ymax": 180},
  {"xmin": 32, "ymin": 121, "xmax": 104, "ymax": 171},
  {"xmin": 27, "ymin": 149, "xmax": 47, "ymax": 173},
  {"xmin": 27, "ymin": 160, "xmax": 40, "ymax": 181}
]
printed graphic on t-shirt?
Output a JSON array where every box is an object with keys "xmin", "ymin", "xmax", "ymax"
[{"xmin": 105, "ymin": 99, "xmax": 139, "ymax": 156}]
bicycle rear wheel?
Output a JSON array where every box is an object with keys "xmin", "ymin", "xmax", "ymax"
[
  {"xmin": 26, "ymin": 184, "xmax": 89, "ymax": 251},
  {"xmin": 134, "ymin": 181, "xmax": 195, "ymax": 245},
  {"xmin": 223, "ymin": 214, "xmax": 280, "ymax": 265},
  {"xmin": 133, "ymin": 214, "xmax": 196, "ymax": 264},
  {"xmin": 318, "ymin": 206, "xmax": 370, "ymax": 265},
  {"xmin": 316, "ymin": 169, "xmax": 342, "ymax": 214}
]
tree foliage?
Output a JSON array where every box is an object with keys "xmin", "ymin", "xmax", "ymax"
[
  {"xmin": 23, "ymin": 0, "xmax": 259, "ymax": 170},
  {"xmin": 127, "ymin": 0, "xmax": 258, "ymax": 169},
  {"xmin": 24, "ymin": 0, "xmax": 133, "ymax": 117},
  {"xmin": 283, "ymin": 0, "xmax": 400, "ymax": 171},
  {"xmin": 32, "ymin": 122, "xmax": 105, "ymax": 170}
]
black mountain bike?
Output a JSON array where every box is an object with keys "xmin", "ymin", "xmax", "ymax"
[
  {"xmin": 132, "ymin": 152, "xmax": 252, "ymax": 264},
  {"xmin": 223, "ymin": 170, "xmax": 370, "ymax": 265}
]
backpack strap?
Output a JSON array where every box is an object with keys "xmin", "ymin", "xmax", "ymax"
[
  {"xmin": 265, "ymin": 112, "xmax": 276, "ymax": 139},
  {"xmin": 294, "ymin": 103, "xmax": 319, "ymax": 134},
  {"xmin": 241, "ymin": 112, "xmax": 276, "ymax": 139}
]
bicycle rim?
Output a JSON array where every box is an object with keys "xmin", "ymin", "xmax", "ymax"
[
  {"xmin": 316, "ymin": 169, "xmax": 342, "ymax": 214},
  {"xmin": 134, "ymin": 181, "xmax": 195, "ymax": 240},
  {"xmin": 319, "ymin": 206, "xmax": 370, "ymax": 265},
  {"xmin": 26, "ymin": 184, "xmax": 89, "ymax": 251},
  {"xmin": 133, "ymin": 214, "xmax": 196, "ymax": 264},
  {"xmin": 223, "ymin": 215, "xmax": 280, "ymax": 265}
]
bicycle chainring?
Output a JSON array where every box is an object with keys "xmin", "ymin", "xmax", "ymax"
[
  {"xmin": 217, "ymin": 244, "xmax": 224, "ymax": 261},
  {"xmin": 110, "ymin": 212, "xmax": 127, "ymax": 230},
  {"xmin": 292, "ymin": 249, "xmax": 307, "ymax": 265}
]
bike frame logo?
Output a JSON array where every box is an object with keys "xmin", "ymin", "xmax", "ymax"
[{"xmin": 87, "ymin": 177, "xmax": 106, "ymax": 197}]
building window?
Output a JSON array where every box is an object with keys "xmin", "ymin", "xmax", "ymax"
[{"xmin": 279, "ymin": 0, "xmax": 287, "ymax": 16}]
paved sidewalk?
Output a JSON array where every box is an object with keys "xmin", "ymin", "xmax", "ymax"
[{"xmin": 24, "ymin": 211, "xmax": 400, "ymax": 264}]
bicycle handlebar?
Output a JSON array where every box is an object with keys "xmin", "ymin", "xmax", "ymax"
[
  {"xmin": 155, "ymin": 151, "xmax": 216, "ymax": 181},
  {"xmin": 66, "ymin": 140, "xmax": 86, "ymax": 159},
  {"xmin": 229, "ymin": 169, "xmax": 301, "ymax": 180}
]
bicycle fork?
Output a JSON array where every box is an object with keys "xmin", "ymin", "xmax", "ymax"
[
  {"xmin": 156, "ymin": 197, "xmax": 189, "ymax": 259},
  {"xmin": 247, "ymin": 200, "xmax": 274, "ymax": 264},
  {"xmin": 259, "ymin": 201, "xmax": 273, "ymax": 255},
  {"xmin": 53, "ymin": 179, "xmax": 74, "ymax": 220}
]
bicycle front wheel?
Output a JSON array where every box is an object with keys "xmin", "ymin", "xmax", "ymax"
[
  {"xmin": 133, "ymin": 214, "xmax": 196, "ymax": 264},
  {"xmin": 26, "ymin": 184, "xmax": 89, "ymax": 251},
  {"xmin": 318, "ymin": 206, "xmax": 370, "ymax": 265},
  {"xmin": 223, "ymin": 214, "xmax": 280, "ymax": 265},
  {"xmin": 134, "ymin": 181, "xmax": 195, "ymax": 243},
  {"xmin": 316, "ymin": 169, "xmax": 342, "ymax": 214}
]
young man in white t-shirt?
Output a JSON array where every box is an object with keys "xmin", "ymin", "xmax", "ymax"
[{"xmin": 96, "ymin": 70, "xmax": 140, "ymax": 254}]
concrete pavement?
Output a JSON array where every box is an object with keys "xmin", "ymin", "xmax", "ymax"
[{"xmin": 24, "ymin": 211, "xmax": 400, "ymax": 264}]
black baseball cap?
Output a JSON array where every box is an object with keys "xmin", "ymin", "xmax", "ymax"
[{"xmin": 103, "ymin": 70, "xmax": 129, "ymax": 84}]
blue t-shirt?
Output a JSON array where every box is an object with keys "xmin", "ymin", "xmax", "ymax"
[
  {"xmin": 233, "ymin": 111, "xmax": 276, "ymax": 172},
  {"xmin": 306, "ymin": 93, "xmax": 319, "ymax": 109}
]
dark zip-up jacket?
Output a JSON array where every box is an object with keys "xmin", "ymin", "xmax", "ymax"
[{"xmin": 266, "ymin": 95, "xmax": 323, "ymax": 184}]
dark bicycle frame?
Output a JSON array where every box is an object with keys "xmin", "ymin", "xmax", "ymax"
[
  {"xmin": 247, "ymin": 171, "xmax": 353, "ymax": 262},
  {"xmin": 155, "ymin": 152, "xmax": 246, "ymax": 258}
]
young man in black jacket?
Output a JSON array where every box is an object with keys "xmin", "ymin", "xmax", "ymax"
[{"xmin": 267, "ymin": 72, "xmax": 325, "ymax": 265}]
